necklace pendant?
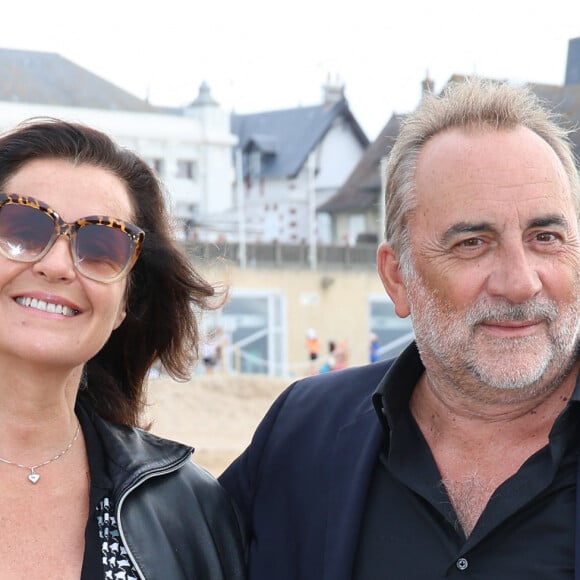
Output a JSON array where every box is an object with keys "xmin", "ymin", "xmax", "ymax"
[{"xmin": 0, "ymin": 421, "xmax": 80, "ymax": 484}]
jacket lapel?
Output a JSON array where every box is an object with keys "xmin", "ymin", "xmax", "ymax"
[{"xmin": 323, "ymin": 404, "xmax": 384, "ymax": 580}]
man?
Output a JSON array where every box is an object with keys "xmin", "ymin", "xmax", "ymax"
[{"xmin": 220, "ymin": 78, "xmax": 580, "ymax": 578}]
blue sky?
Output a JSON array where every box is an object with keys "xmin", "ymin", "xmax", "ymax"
[{"xmin": 3, "ymin": 0, "xmax": 580, "ymax": 140}]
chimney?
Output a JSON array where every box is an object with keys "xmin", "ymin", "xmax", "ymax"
[
  {"xmin": 565, "ymin": 37, "xmax": 580, "ymax": 85},
  {"xmin": 322, "ymin": 73, "xmax": 345, "ymax": 106}
]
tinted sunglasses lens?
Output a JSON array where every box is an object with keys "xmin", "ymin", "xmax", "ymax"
[
  {"xmin": 0, "ymin": 203, "xmax": 54, "ymax": 261},
  {"xmin": 75, "ymin": 224, "xmax": 134, "ymax": 281}
]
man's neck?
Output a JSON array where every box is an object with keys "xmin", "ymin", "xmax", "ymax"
[
  {"xmin": 409, "ymin": 365, "xmax": 580, "ymax": 536},
  {"xmin": 411, "ymin": 361, "xmax": 579, "ymax": 435}
]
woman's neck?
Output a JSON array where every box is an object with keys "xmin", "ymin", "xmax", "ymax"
[{"xmin": 0, "ymin": 360, "xmax": 82, "ymax": 457}]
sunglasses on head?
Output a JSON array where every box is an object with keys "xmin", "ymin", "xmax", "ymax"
[{"xmin": 0, "ymin": 193, "xmax": 145, "ymax": 283}]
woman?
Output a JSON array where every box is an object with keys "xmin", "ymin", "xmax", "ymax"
[{"xmin": 0, "ymin": 118, "xmax": 246, "ymax": 578}]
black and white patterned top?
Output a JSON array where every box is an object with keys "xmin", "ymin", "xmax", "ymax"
[{"xmin": 96, "ymin": 497, "xmax": 139, "ymax": 580}]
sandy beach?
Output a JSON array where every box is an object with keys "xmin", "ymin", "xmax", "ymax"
[{"xmin": 144, "ymin": 372, "xmax": 291, "ymax": 477}]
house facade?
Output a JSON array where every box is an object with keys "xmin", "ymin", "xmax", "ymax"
[
  {"xmin": 318, "ymin": 113, "xmax": 404, "ymax": 245},
  {"xmin": 219, "ymin": 83, "xmax": 369, "ymax": 245}
]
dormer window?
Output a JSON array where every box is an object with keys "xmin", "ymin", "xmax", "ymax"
[{"xmin": 249, "ymin": 150, "xmax": 261, "ymax": 180}]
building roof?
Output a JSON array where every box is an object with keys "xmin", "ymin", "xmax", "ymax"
[
  {"xmin": 231, "ymin": 98, "xmax": 369, "ymax": 179},
  {"xmin": 189, "ymin": 81, "xmax": 219, "ymax": 107},
  {"xmin": 0, "ymin": 47, "xmax": 156, "ymax": 112},
  {"xmin": 318, "ymin": 113, "xmax": 404, "ymax": 213},
  {"xmin": 321, "ymin": 40, "xmax": 580, "ymax": 216}
]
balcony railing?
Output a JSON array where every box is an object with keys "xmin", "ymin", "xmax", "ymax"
[{"xmin": 182, "ymin": 241, "xmax": 378, "ymax": 269}]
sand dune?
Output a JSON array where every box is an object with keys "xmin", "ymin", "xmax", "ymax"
[{"xmin": 145, "ymin": 372, "xmax": 291, "ymax": 476}]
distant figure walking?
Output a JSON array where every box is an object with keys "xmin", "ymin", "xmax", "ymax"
[
  {"xmin": 306, "ymin": 328, "xmax": 320, "ymax": 374},
  {"xmin": 202, "ymin": 327, "xmax": 225, "ymax": 374},
  {"xmin": 319, "ymin": 341, "xmax": 336, "ymax": 373},
  {"xmin": 332, "ymin": 340, "xmax": 349, "ymax": 370}
]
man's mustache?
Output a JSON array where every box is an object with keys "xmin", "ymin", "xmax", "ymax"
[{"xmin": 465, "ymin": 299, "xmax": 559, "ymax": 326}]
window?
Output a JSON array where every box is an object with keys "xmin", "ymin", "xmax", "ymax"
[
  {"xmin": 147, "ymin": 158, "xmax": 164, "ymax": 176},
  {"xmin": 249, "ymin": 151, "xmax": 261, "ymax": 179},
  {"xmin": 176, "ymin": 160, "xmax": 197, "ymax": 180},
  {"xmin": 210, "ymin": 290, "xmax": 287, "ymax": 375},
  {"xmin": 348, "ymin": 214, "xmax": 366, "ymax": 246}
]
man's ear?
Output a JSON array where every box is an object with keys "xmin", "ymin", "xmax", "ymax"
[{"xmin": 377, "ymin": 242, "xmax": 411, "ymax": 318}]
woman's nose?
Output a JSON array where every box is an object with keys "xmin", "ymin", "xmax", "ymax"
[{"xmin": 31, "ymin": 236, "xmax": 76, "ymax": 281}]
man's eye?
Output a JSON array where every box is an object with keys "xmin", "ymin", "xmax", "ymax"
[
  {"xmin": 458, "ymin": 238, "xmax": 482, "ymax": 247},
  {"xmin": 535, "ymin": 232, "xmax": 558, "ymax": 242}
]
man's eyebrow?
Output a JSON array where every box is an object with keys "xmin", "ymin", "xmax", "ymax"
[
  {"xmin": 527, "ymin": 215, "xmax": 569, "ymax": 229},
  {"xmin": 440, "ymin": 222, "xmax": 493, "ymax": 245}
]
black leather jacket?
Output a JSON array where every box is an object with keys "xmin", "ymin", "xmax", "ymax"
[{"xmin": 84, "ymin": 404, "xmax": 247, "ymax": 579}]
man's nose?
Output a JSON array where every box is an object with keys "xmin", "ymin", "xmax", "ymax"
[{"xmin": 485, "ymin": 242, "xmax": 542, "ymax": 303}]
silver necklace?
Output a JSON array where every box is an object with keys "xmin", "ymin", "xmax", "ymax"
[{"xmin": 0, "ymin": 422, "xmax": 80, "ymax": 484}]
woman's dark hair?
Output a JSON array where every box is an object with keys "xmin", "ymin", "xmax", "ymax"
[{"xmin": 0, "ymin": 117, "xmax": 216, "ymax": 426}]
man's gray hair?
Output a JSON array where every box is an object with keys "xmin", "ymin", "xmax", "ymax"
[{"xmin": 384, "ymin": 77, "xmax": 580, "ymax": 270}]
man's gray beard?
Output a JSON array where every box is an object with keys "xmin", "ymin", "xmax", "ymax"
[{"xmin": 405, "ymin": 270, "xmax": 580, "ymax": 394}]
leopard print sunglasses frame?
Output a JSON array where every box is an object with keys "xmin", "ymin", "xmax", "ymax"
[{"xmin": 0, "ymin": 193, "xmax": 145, "ymax": 283}]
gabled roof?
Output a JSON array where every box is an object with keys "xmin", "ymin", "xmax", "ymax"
[
  {"xmin": 231, "ymin": 98, "xmax": 369, "ymax": 179},
  {"xmin": 318, "ymin": 113, "xmax": 404, "ymax": 213},
  {"xmin": 0, "ymin": 48, "xmax": 156, "ymax": 112}
]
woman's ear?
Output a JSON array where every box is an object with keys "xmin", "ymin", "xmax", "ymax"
[{"xmin": 377, "ymin": 242, "xmax": 411, "ymax": 318}]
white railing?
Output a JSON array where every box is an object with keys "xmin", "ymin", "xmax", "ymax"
[
  {"xmin": 222, "ymin": 327, "xmax": 287, "ymax": 375},
  {"xmin": 183, "ymin": 241, "xmax": 378, "ymax": 269}
]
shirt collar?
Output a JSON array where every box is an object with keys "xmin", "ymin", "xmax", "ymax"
[
  {"xmin": 372, "ymin": 341, "xmax": 580, "ymax": 436},
  {"xmin": 372, "ymin": 341, "xmax": 423, "ymax": 434},
  {"xmin": 570, "ymin": 367, "xmax": 580, "ymax": 402}
]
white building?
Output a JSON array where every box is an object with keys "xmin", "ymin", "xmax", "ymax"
[{"xmin": 0, "ymin": 48, "xmax": 237, "ymax": 232}]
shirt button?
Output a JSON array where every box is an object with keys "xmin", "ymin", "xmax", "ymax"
[{"xmin": 456, "ymin": 558, "xmax": 469, "ymax": 571}]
